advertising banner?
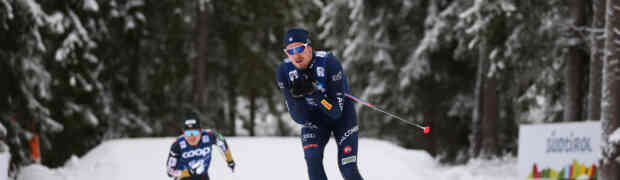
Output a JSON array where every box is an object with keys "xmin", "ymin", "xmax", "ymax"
[{"xmin": 518, "ymin": 121, "xmax": 600, "ymax": 179}]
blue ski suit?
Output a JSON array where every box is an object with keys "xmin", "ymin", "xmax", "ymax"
[
  {"xmin": 276, "ymin": 51, "xmax": 363, "ymax": 180},
  {"xmin": 166, "ymin": 129, "xmax": 233, "ymax": 180}
]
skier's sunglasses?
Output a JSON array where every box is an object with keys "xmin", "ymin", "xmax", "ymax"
[
  {"xmin": 184, "ymin": 129, "xmax": 200, "ymax": 136},
  {"xmin": 284, "ymin": 43, "xmax": 308, "ymax": 56}
]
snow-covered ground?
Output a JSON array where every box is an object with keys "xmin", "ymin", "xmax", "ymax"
[
  {"xmin": 17, "ymin": 137, "xmax": 519, "ymax": 180},
  {"xmin": 1, "ymin": 152, "xmax": 9, "ymax": 180}
]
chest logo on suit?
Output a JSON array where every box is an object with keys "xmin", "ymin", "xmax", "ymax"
[{"xmin": 182, "ymin": 147, "xmax": 211, "ymax": 158}]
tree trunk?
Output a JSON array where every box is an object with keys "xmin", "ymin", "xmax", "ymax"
[
  {"xmin": 481, "ymin": 76, "xmax": 498, "ymax": 157},
  {"xmin": 269, "ymin": 97, "xmax": 290, "ymax": 136},
  {"xmin": 470, "ymin": 37, "xmax": 488, "ymax": 158},
  {"xmin": 276, "ymin": 117, "xmax": 290, "ymax": 136},
  {"xmin": 228, "ymin": 87, "xmax": 237, "ymax": 136},
  {"xmin": 589, "ymin": 0, "xmax": 605, "ymax": 121},
  {"xmin": 192, "ymin": 4, "xmax": 209, "ymax": 107},
  {"xmin": 600, "ymin": 0, "xmax": 620, "ymax": 179},
  {"xmin": 424, "ymin": 109, "xmax": 440, "ymax": 157},
  {"xmin": 564, "ymin": 0, "xmax": 586, "ymax": 122},
  {"xmin": 248, "ymin": 88, "xmax": 256, "ymax": 136}
]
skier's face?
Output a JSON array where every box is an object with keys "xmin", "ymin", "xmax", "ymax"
[
  {"xmin": 285, "ymin": 42, "xmax": 313, "ymax": 69},
  {"xmin": 184, "ymin": 129, "xmax": 201, "ymax": 146}
]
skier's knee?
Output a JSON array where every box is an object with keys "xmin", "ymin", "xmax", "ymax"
[{"xmin": 304, "ymin": 147, "xmax": 323, "ymax": 164}]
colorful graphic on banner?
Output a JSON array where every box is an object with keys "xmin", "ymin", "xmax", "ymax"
[{"xmin": 528, "ymin": 160, "xmax": 597, "ymax": 180}]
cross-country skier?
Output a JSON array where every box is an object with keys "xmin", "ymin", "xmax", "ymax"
[
  {"xmin": 275, "ymin": 28, "xmax": 364, "ymax": 180},
  {"xmin": 166, "ymin": 112, "xmax": 235, "ymax": 180}
]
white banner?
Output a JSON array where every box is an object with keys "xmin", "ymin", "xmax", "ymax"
[{"xmin": 518, "ymin": 121, "xmax": 600, "ymax": 179}]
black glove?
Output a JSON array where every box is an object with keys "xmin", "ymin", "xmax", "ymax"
[
  {"xmin": 227, "ymin": 160, "xmax": 235, "ymax": 172},
  {"xmin": 289, "ymin": 70, "xmax": 316, "ymax": 98},
  {"xmin": 187, "ymin": 166, "xmax": 198, "ymax": 177}
]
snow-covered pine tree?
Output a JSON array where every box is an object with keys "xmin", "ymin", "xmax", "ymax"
[
  {"xmin": 1, "ymin": 0, "xmax": 197, "ymax": 167},
  {"xmin": 318, "ymin": 0, "xmax": 429, "ymax": 140}
]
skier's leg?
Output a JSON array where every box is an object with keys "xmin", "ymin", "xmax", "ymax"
[
  {"xmin": 334, "ymin": 109, "xmax": 363, "ymax": 180},
  {"xmin": 301, "ymin": 123, "xmax": 330, "ymax": 180}
]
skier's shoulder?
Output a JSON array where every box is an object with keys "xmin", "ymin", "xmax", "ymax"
[
  {"xmin": 195, "ymin": 129, "xmax": 214, "ymax": 144},
  {"xmin": 201, "ymin": 129, "xmax": 215, "ymax": 135},
  {"xmin": 277, "ymin": 58, "xmax": 295, "ymax": 82},
  {"xmin": 174, "ymin": 135, "xmax": 184, "ymax": 143},
  {"xmin": 170, "ymin": 136, "xmax": 185, "ymax": 150},
  {"xmin": 314, "ymin": 50, "xmax": 342, "ymax": 71},
  {"xmin": 314, "ymin": 50, "xmax": 332, "ymax": 59},
  {"xmin": 278, "ymin": 58, "xmax": 295, "ymax": 72}
]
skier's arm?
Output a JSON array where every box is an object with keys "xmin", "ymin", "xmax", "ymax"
[
  {"xmin": 305, "ymin": 55, "xmax": 345, "ymax": 120},
  {"xmin": 276, "ymin": 66, "xmax": 310, "ymax": 124},
  {"xmin": 166, "ymin": 142, "xmax": 191, "ymax": 178},
  {"xmin": 212, "ymin": 131, "xmax": 234, "ymax": 163},
  {"xmin": 210, "ymin": 131, "xmax": 235, "ymax": 172}
]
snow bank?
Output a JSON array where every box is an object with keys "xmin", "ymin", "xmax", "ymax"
[
  {"xmin": 17, "ymin": 164, "xmax": 62, "ymax": 180},
  {"xmin": 0, "ymin": 153, "xmax": 9, "ymax": 180},
  {"xmin": 17, "ymin": 137, "xmax": 519, "ymax": 180},
  {"xmin": 437, "ymin": 157, "xmax": 519, "ymax": 180}
]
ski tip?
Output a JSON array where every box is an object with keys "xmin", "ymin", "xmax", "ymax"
[{"xmin": 423, "ymin": 126, "xmax": 430, "ymax": 134}]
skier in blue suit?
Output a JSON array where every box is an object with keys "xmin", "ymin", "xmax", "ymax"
[
  {"xmin": 166, "ymin": 112, "xmax": 235, "ymax": 180},
  {"xmin": 276, "ymin": 28, "xmax": 364, "ymax": 180}
]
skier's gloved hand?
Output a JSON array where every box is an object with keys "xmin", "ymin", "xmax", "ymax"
[
  {"xmin": 289, "ymin": 70, "xmax": 316, "ymax": 98},
  {"xmin": 227, "ymin": 160, "xmax": 235, "ymax": 172},
  {"xmin": 187, "ymin": 167, "xmax": 198, "ymax": 177},
  {"xmin": 187, "ymin": 161, "xmax": 205, "ymax": 177}
]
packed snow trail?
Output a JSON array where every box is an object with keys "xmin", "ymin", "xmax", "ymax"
[{"xmin": 17, "ymin": 137, "xmax": 518, "ymax": 180}]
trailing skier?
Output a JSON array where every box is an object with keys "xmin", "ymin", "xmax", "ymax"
[{"xmin": 166, "ymin": 112, "xmax": 235, "ymax": 180}]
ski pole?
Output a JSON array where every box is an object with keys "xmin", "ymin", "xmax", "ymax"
[{"xmin": 343, "ymin": 93, "xmax": 431, "ymax": 134}]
